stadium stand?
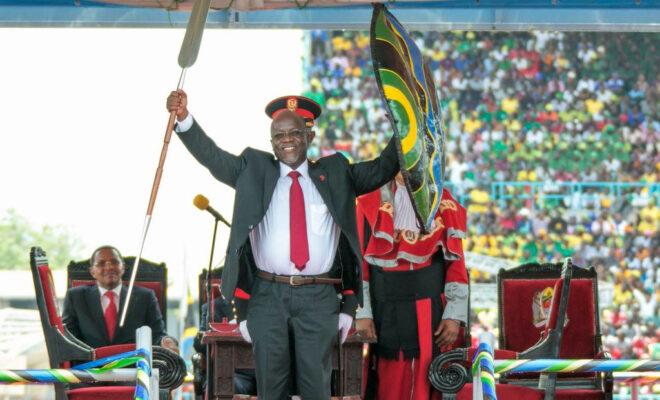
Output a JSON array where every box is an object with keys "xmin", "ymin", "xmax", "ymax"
[{"xmin": 302, "ymin": 30, "xmax": 659, "ymax": 395}]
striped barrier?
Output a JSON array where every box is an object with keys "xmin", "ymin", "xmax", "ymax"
[
  {"xmin": 73, "ymin": 348, "xmax": 150, "ymax": 371},
  {"xmin": 495, "ymin": 359, "xmax": 660, "ymax": 374},
  {"xmin": 0, "ymin": 351, "xmax": 150, "ymax": 385},
  {"xmin": 428, "ymin": 346, "xmax": 659, "ymax": 396},
  {"xmin": 0, "ymin": 368, "xmax": 142, "ymax": 384},
  {"xmin": 133, "ymin": 324, "xmax": 154, "ymax": 400},
  {"xmin": 0, "ymin": 326, "xmax": 155, "ymax": 400},
  {"xmin": 134, "ymin": 356, "xmax": 151, "ymax": 400},
  {"xmin": 472, "ymin": 343, "xmax": 497, "ymax": 400}
]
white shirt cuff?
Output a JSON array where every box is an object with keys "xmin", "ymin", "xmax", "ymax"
[
  {"xmin": 442, "ymin": 282, "xmax": 469, "ymax": 323},
  {"xmin": 175, "ymin": 113, "xmax": 194, "ymax": 133}
]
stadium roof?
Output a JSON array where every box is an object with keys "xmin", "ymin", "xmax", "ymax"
[{"xmin": 1, "ymin": 0, "xmax": 659, "ymax": 31}]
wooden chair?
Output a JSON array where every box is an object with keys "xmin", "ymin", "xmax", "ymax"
[
  {"xmin": 194, "ymin": 268, "xmax": 224, "ymax": 399},
  {"xmin": 431, "ymin": 259, "xmax": 612, "ymax": 400},
  {"xmin": 30, "ymin": 246, "xmax": 135, "ymax": 400},
  {"xmin": 31, "ymin": 247, "xmax": 185, "ymax": 400}
]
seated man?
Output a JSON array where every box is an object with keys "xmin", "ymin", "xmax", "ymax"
[
  {"xmin": 194, "ymin": 294, "xmax": 257, "ymax": 395},
  {"xmin": 62, "ymin": 245, "xmax": 178, "ymax": 352}
]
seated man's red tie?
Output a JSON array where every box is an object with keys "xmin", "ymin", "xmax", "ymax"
[
  {"xmin": 104, "ymin": 291, "xmax": 117, "ymax": 341},
  {"xmin": 288, "ymin": 171, "xmax": 309, "ymax": 271}
]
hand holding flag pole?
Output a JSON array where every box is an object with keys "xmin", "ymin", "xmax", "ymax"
[{"xmin": 120, "ymin": 0, "xmax": 212, "ymax": 328}]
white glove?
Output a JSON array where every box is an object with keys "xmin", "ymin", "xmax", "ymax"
[
  {"xmin": 338, "ymin": 313, "xmax": 353, "ymax": 344},
  {"xmin": 239, "ymin": 320, "xmax": 252, "ymax": 343}
]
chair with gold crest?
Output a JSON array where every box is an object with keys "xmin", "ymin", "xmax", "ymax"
[{"xmin": 430, "ymin": 258, "xmax": 612, "ymax": 400}]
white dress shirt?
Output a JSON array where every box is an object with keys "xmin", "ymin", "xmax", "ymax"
[
  {"xmin": 249, "ymin": 160, "xmax": 340, "ymax": 276},
  {"xmin": 175, "ymin": 113, "xmax": 194, "ymax": 132},
  {"xmin": 393, "ymin": 182, "xmax": 420, "ymax": 232},
  {"xmin": 98, "ymin": 284, "xmax": 122, "ymax": 312}
]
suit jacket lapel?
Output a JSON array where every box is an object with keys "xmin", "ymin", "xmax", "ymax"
[
  {"xmin": 263, "ymin": 159, "xmax": 280, "ymax": 213},
  {"xmin": 85, "ymin": 285, "xmax": 109, "ymax": 343}
]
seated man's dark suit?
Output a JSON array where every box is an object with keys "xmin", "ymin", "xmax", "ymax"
[{"xmin": 62, "ymin": 284, "xmax": 168, "ymax": 347}]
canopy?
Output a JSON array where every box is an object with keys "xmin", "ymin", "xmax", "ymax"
[{"xmin": 1, "ymin": 0, "xmax": 659, "ymax": 31}]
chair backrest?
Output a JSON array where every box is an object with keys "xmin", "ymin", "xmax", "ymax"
[
  {"xmin": 498, "ymin": 261, "xmax": 601, "ymax": 359},
  {"xmin": 67, "ymin": 256, "xmax": 167, "ymax": 325},
  {"xmin": 198, "ymin": 268, "xmax": 223, "ymax": 303},
  {"xmin": 198, "ymin": 268, "xmax": 222, "ymax": 319},
  {"xmin": 31, "ymin": 248, "xmax": 64, "ymax": 340},
  {"xmin": 550, "ymin": 276, "xmax": 599, "ymax": 359},
  {"xmin": 30, "ymin": 247, "xmax": 94, "ymax": 371}
]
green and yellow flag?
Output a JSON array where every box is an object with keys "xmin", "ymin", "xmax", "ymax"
[{"xmin": 370, "ymin": 4, "xmax": 445, "ymax": 232}]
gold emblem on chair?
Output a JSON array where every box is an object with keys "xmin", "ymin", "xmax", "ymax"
[{"xmin": 532, "ymin": 287, "xmax": 554, "ymax": 328}]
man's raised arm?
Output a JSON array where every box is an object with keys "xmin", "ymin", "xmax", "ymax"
[
  {"xmin": 167, "ymin": 89, "xmax": 246, "ymax": 188},
  {"xmin": 348, "ymin": 135, "xmax": 399, "ymax": 195}
]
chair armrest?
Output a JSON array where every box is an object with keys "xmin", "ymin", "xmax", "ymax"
[
  {"xmin": 93, "ymin": 344, "xmax": 136, "ymax": 360},
  {"xmin": 153, "ymin": 346, "xmax": 187, "ymax": 391},
  {"xmin": 428, "ymin": 347, "xmax": 521, "ymax": 394},
  {"xmin": 55, "ymin": 325, "xmax": 94, "ymax": 362},
  {"xmin": 466, "ymin": 347, "xmax": 518, "ymax": 361},
  {"xmin": 428, "ymin": 348, "xmax": 471, "ymax": 393}
]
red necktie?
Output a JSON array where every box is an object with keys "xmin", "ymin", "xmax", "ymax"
[
  {"xmin": 104, "ymin": 291, "xmax": 117, "ymax": 342},
  {"xmin": 288, "ymin": 171, "xmax": 309, "ymax": 271}
]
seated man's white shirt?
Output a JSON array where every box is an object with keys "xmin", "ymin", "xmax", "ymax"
[{"xmin": 98, "ymin": 285, "xmax": 122, "ymax": 312}]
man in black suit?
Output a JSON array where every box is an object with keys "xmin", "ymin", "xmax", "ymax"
[
  {"xmin": 62, "ymin": 246, "xmax": 178, "ymax": 351},
  {"xmin": 167, "ymin": 89, "xmax": 398, "ymax": 399}
]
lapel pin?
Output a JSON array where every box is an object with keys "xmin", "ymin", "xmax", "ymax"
[{"xmin": 319, "ymin": 175, "xmax": 326, "ymax": 182}]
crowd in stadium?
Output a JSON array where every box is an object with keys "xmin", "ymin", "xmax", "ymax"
[{"xmin": 302, "ymin": 29, "xmax": 659, "ymax": 373}]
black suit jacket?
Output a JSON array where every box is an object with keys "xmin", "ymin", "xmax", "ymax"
[
  {"xmin": 177, "ymin": 119, "xmax": 399, "ymax": 317},
  {"xmin": 62, "ymin": 284, "xmax": 167, "ymax": 348}
]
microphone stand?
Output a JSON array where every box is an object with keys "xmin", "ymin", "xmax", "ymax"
[{"xmin": 205, "ymin": 216, "xmax": 219, "ymax": 400}]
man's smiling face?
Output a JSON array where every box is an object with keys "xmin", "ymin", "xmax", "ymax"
[
  {"xmin": 270, "ymin": 110, "xmax": 315, "ymax": 170},
  {"xmin": 89, "ymin": 247, "xmax": 125, "ymax": 290}
]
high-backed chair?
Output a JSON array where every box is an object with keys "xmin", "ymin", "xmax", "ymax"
[
  {"xmin": 193, "ymin": 268, "xmax": 223, "ymax": 399},
  {"xmin": 431, "ymin": 259, "xmax": 612, "ymax": 400},
  {"xmin": 30, "ymin": 247, "xmax": 135, "ymax": 400},
  {"xmin": 66, "ymin": 255, "xmax": 167, "ymax": 325},
  {"xmin": 198, "ymin": 268, "xmax": 223, "ymax": 324},
  {"xmin": 32, "ymin": 247, "xmax": 185, "ymax": 400}
]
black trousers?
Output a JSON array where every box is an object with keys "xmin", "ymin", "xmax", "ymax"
[{"xmin": 247, "ymin": 277, "xmax": 339, "ymax": 400}]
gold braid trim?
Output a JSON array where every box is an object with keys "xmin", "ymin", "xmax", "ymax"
[
  {"xmin": 439, "ymin": 199, "xmax": 458, "ymax": 214},
  {"xmin": 379, "ymin": 202, "xmax": 394, "ymax": 215},
  {"xmin": 395, "ymin": 216, "xmax": 445, "ymax": 244}
]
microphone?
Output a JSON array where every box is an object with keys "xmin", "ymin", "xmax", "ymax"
[{"xmin": 193, "ymin": 194, "xmax": 231, "ymax": 227}]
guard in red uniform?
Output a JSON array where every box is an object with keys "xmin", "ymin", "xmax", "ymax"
[{"xmin": 355, "ymin": 176, "xmax": 469, "ymax": 400}]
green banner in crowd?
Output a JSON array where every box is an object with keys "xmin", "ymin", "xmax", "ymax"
[{"xmin": 370, "ymin": 4, "xmax": 445, "ymax": 233}]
